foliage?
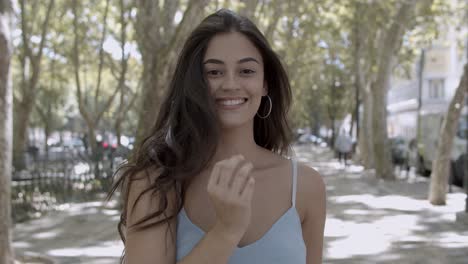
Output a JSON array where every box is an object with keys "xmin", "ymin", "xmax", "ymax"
[{"xmin": 10, "ymin": 0, "xmax": 463, "ymax": 149}]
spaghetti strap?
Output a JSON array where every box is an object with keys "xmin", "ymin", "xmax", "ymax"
[{"xmin": 291, "ymin": 157, "xmax": 297, "ymax": 208}]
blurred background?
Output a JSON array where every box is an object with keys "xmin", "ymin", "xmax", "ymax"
[{"xmin": 0, "ymin": 0, "xmax": 467, "ymax": 263}]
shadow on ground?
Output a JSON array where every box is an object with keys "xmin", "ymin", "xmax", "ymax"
[
  {"xmin": 13, "ymin": 198, "xmax": 124, "ymax": 263},
  {"xmin": 293, "ymin": 145, "xmax": 468, "ymax": 264}
]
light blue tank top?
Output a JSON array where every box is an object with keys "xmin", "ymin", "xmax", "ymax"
[{"xmin": 176, "ymin": 158, "xmax": 306, "ymax": 263}]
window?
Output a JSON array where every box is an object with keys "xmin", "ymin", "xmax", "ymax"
[{"xmin": 428, "ymin": 79, "xmax": 445, "ymax": 99}]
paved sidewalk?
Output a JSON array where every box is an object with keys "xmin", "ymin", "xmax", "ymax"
[
  {"xmin": 294, "ymin": 145, "xmax": 468, "ymax": 264},
  {"xmin": 13, "ymin": 198, "xmax": 123, "ymax": 264},
  {"xmin": 12, "ymin": 144, "xmax": 468, "ymax": 263}
]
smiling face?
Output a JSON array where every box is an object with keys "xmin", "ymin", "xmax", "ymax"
[{"xmin": 203, "ymin": 31, "xmax": 268, "ymax": 129}]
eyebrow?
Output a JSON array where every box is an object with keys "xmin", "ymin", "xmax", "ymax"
[{"xmin": 203, "ymin": 57, "xmax": 260, "ymax": 65}]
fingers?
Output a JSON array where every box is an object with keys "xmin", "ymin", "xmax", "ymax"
[
  {"xmin": 240, "ymin": 176, "xmax": 255, "ymax": 201},
  {"xmin": 231, "ymin": 162, "xmax": 253, "ymax": 194},
  {"xmin": 207, "ymin": 162, "xmax": 221, "ymax": 193},
  {"xmin": 208, "ymin": 155, "xmax": 255, "ymax": 197},
  {"xmin": 218, "ymin": 155, "xmax": 244, "ymax": 188}
]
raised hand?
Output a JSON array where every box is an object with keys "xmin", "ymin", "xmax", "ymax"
[{"xmin": 206, "ymin": 155, "xmax": 255, "ymax": 244}]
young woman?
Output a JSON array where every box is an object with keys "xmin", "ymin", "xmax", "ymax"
[{"xmin": 109, "ymin": 9, "xmax": 326, "ymax": 264}]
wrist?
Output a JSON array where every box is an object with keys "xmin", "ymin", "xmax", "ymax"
[{"xmin": 210, "ymin": 223, "xmax": 241, "ymax": 248}]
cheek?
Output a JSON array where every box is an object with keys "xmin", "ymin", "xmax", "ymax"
[
  {"xmin": 248, "ymin": 77, "xmax": 265, "ymax": 94},
  {"xmin": 207, "ymin": 79, "xmax": 219, "ymax": 94}
]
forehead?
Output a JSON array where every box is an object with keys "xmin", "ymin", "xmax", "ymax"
[{"xmin": 204, "ymin": 32, "xmax": 263, "ymax": 64}]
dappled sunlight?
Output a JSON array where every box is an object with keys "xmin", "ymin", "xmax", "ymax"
[
  {"xmin": 344, "ymin": 164, "xmax": 365, "ymax": 173},
  {"xmin": 326, "ymin": 218, "xmax": 392, "ymax": 258},
  {"xmin": 340, "ymin": 172, "xmax": 367, "ymax": 180},
  {"xmin": 325, "ymin": 161, "xmax": 345, "ymax": 171},
  {"xmin": 323, "ymin": 153, "xmax": 468, "ymax": 262},
  {"xmin": 47, "ymin": 240, "xmax": 123, "ymax": 258},
  {"xmin": 102, "ymin": 209, "xmax": 119, "ymax": 216},
  {"xmin": 69, "ymin": 206, "xmax": 99, "ymax": 216},
  {"xmin": 343, "ymin": 209, "xmax": 372, "ymax": 215},
  {"xmin": 297, "ymin": 157, "xmax": 312, "ymax": 163},
  {"xmin": 32, "ymin": 230, "xmax": 60, "ymax": 239},
  {"xmin": 334, "ymin": 194, "xmax": 432, "ymax": 212},
  {"xmin": 325, "ymin": 212, "xmax": 435, "ymax": 259},
  {"xmin": 12, "ymin": 241, "xmax": 31, "ymax": 249},
  {"xmin": 333, "ymin": 192, "xmax": 465, "ymax": 216},
  {"xmin": 435, "ymin": 232, "xmax": 468, "ymax": 248},
  {"xmin": 324, "ymin": 218, "xmax": 351, "ymax": 238}
]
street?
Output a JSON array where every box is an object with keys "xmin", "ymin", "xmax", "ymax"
[{"xmin": 13, "ymin": 144, "xmax": 468, "ymax": 263}]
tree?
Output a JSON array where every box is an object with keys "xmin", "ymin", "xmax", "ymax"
[
  {"xmin": 335, "ymin": 0, "xmax": 444, "ymax": 173},
  {"xmin": 0, "ymin": 0, "xmax": 14, "ymax": 262},
  {"xmin": 348, "ymin": 1, "xmax": 376, "ymax": 169},
  {"xmin": 429, "ymin": 63, "xmax": 467, "ymax": 205},
  {"xmin": 71, "ymin": 0, "xmax": 121, "ymax": 165},
  {"xmin": 109, "ymin": 0, "xmax": 138, "ymax": 146},
  {"xmin": 13, "ymin": 0, "xmax": 54, "ymax": 170},
  {"xmin": 370, "ymin": 1, "xmax": 418, "ymax": 180},
  {"xmin": 34, "ymin": 84, "xmax": 67, "ymax": 155},
  {"xmin": 134, "ymin": 0, "xmax": 208, "ymax": 144}
]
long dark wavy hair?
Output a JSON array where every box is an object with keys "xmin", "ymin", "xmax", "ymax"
[{"xmin": 107, "ymin": 8, "xmax": 293, "ymax": 255}]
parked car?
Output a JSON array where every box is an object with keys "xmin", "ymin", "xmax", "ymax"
[{"xmin": 413, "ymin": 112, "xmax": 467, "ymax": 185}]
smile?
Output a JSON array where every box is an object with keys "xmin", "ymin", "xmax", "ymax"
[{"xmin": 216, "ymin": 98, "xmax": 248, "ymax": 109}]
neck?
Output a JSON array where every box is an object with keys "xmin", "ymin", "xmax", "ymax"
[{"xmin": 211, "ymin": 121, "xmax": 265, "ymax": 166}]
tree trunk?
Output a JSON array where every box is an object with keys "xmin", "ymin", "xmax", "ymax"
[
  {"xmin": 359, "ymin": 85, "xmax": 374, "ymax": 169},
  {"xmin": 114, "ymin": 0, "xmax": 130, "ymax": 147},
  {"xmin": 135, "ymin": 0, "xmax": 208, "ymax": 145},
  {"xmin": 72, "ymin": 0, "xmax": 118, "ymax": 171},
  {"xmin": 263, "ymin": 0, "xmax": 282, "ymax": 43},
  {"xmin": 371, "ymin": 75, "xmax": 394, "ymax": 179},
  {"xmin": 352, "ymin": 3, "xmax": 373, "ymax": 168},
  {"xmin": 0, "ymin": 0, "xmax": 15, "ymax": 262},
  {"xmin": 13, "ymin": 0, "xmax": 54, "ymax": 170},
  {"xmin": 44, "ymin": 122, "xmax": 50, "ymax": 155},
  {"xmin": 12, "ymin": 102, "xmax": 30, "ymax": 169},
  {"xmin": 429, "ymin": 64, "xmax": 467, "ymax": 205},
  {"xmin": 371, "ymin": 0, "xmax": 417, "ymax": 180}
]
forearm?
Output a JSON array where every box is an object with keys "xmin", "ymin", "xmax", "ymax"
[{"xmin": 178, "ymin": 225, "xmax": 238, "ymax": 264}]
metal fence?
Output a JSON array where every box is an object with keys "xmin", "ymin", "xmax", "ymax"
[{"xmin": 11, "ymin": 150, "xmax": 124, "ymax": 223}]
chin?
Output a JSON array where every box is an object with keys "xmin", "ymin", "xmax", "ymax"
[{"xmin": 218, "ymin": 117, "xmax": 253, "ymax": 130}]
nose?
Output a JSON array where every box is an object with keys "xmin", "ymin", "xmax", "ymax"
[{"xmin": 220, "ymin": 71, "xmax": 241, "ymax": 91}]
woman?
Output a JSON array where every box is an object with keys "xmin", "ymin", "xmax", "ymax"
[{"xmin": 109, "ymin": 9, "xmax": 326, "ymax": 264}]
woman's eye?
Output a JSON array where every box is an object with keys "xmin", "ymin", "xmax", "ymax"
[
  {"xmin": 206, "ymin": 70, "xmax": 222, "ymax": 76},
  {"xmin": 241, "ymin": 69, "xmax": 255, "ymax": 75}
]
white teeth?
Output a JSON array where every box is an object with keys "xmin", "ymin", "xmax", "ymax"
[{"xmin": 217, "ymin": 99, "xmax": 246, "ymax": 106}]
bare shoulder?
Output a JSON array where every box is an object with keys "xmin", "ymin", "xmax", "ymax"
[
  {"xmin": 294, "ymin": 160, "xmax": 327, "ymax": 263},
  {"xmin": 125, "ymin": 166, "xmax": 177, "ymax": 226},
  {"xmin": 295, "ymin": 161, "xmax": 326, "ymax": 222},
  {"xmin": 124, "ymin": 166, "xmax": 178, "ymax": 264}
]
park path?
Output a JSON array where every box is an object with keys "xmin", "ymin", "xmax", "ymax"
[{"xmin": 13, "ymin": 144, "xmax": 468, "ymax": 263}]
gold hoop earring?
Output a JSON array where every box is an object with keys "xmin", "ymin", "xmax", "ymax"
[{"xmin": 256, "ymin": 95, "xmax": 272, "ymax": 119}]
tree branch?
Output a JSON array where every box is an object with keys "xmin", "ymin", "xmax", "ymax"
[
  {"xmin": 19, "ymin": 0, "xmax": 32, "ymax": 60},
  {"xmin": 34, "ymin": 0, "xmax": 54, "ymax": 66},
  {"xmin": 72, "ymin": 0, "xmax": 91, "ymax": 125},
  {"xmin": 94, "ymin": 0, "xmax": 110, "ymax": 108}
]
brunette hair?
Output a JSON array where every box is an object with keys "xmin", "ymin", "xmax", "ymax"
[{"xmin": 107, "ymin": 8, "xmax": 293, "ymax": 256}]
